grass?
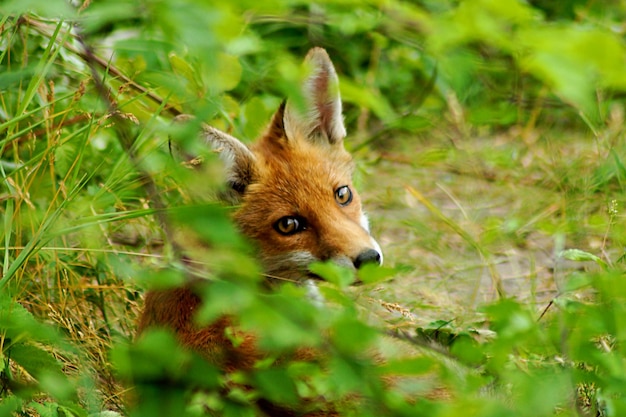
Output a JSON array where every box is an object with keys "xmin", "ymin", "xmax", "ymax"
[
  {"xmin": 2, "ymin": 13, "xmax": 626, "ymax": 417},
  {"xmin": 360, "ymin": 126, "xmax": 624, "ymax": 329}
]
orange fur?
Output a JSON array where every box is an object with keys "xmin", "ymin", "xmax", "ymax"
[
  {"xmin": 237, "ymin": 104, "xmax": 378, "ymax": 281},
  {"xmin": 138, "ymin": 48, "xmax": 382, "ymax": 416}
]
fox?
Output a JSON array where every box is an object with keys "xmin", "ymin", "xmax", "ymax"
[{"xmin": 138, "ymin": 47, "xmax": 383, "ymax": 414}]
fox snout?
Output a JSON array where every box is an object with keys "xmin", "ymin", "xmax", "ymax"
[
  {"xmin": 325, "ymin": 211, "xmax": 383, "ymax": 272},
  {"xmin": 325, "ymin": 236, "xmax": 383, "ymax": 274},
  {"xmin": 354, "ymin": 248, "xmax": 382, "ymax": 269}
]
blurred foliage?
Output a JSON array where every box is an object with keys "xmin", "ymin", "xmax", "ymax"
[{"xmin": 1, "ymin": 0, "xmax": 626, "ymax": 416}]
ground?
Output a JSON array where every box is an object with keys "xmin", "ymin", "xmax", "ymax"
[{"xmin": 357, "ymin": 126, "xmax": 615, "ymax": 331}]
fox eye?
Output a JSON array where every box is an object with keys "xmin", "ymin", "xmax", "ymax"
[
  {"xmin": 274, "ymin": 216, "xmax": 306, "ymax": 235},
  {"xmin": 335, "ymin": 185, "xmax": 353, "ymax": 206}
]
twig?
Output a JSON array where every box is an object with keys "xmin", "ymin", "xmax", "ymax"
[
  {"xmin": 13, "ymin": 114, "xmax": 92, "ymax": 144},
  {"xmin": 537, "ymin": 299, "xmax": 554, "ymax": 322},
  {"xmin": 22, "ymin": 16, "xmax": 181, "ymax": 118}
]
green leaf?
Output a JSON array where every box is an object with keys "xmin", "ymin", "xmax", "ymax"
[
  {"xmin": 0, "ymin": 66, "xmax": 36, "ymax": 90},
  {"xmin": 331, "ymin": 316, "xmax": 378, "ymax": 355},
  {"xmin": 0, "ymin": 297, "xmax": 61, "ymax": 344},
  {"xmin": 29, "ymin": 401, "xmax": 60, "ymax": 417},
  {"xmin": 482, "ymin": 299, "xmax": 535, "ymax": 339},
  {"xmin": 195, "ymin": 280, "xmax": 255, "ymax": 324},
  {"xmin": 169, "ymin": 52, "xmax": 203, "ymax": 95},
  {"xmin": 416, "ymin": 324, "xmax": 456, "ymax": 346},
  {"xmin": 309, "ymin": 262, "xmax": 355, "ymax": 288},
  {"xmin": 242, "ymin": 96, "xmax": 273, "ymax": 141},
  {"xmin": 356, "ymin": 264, "xmax": 396, "ymax": 285},
  {"xmin": 563, "ymin": 271, "xmax": 593, "ymax": 292},
  {"xmin": 450, "ymin": 334, "xmax": 485, "ymax": 366},
  {"xmin": 80, "ymin": 0, "xmax": 139, "ymax": 34},
  {"xmin": 327, "ymin": 355, "xmax": 365, "ymax": 397},
  {"xmin": 239, "ymin": 298, "xmax": 320, "ymax": 351},
  {"xmin": 203, "ymin": 53, "xmax": 242, "ymax": 94},
  {"xmin": 1, "ymin": 0, "xmax": 75, "ymax": 17},
  {"xmin": 379, "ymin": 357, "xmax": 436, "ymax": 376},
  {"xmin": 111, "ymin": 329, "xmax": 201, "ymax": 383},
  {"xmin": 171, "ymin": 204, "xmax": 246, "ymax": 249},
  {"xmin": 340, "ymin": 79, "xmax": 396, "ymax": 123},
  {"xmin": 135, "ymin": 268, "xmax": 186, "ymax": 291},
  {"xmin": 518, "ymin": 25, "xmax": 626, "ymax": 113},
  {"xmin": 0, "ymin": 395, "xmax": 22, "ymax": 416},
  {"xmin": 252, "ymin": 367, "xmax": 298, "ymax": 406},
  {"xmin": 560, "ymin": 249, "xmax": 608, "ymax": 269},
  {"xmin": 9, "ymin": 343, "xmax": 64, "ymax": 380}
]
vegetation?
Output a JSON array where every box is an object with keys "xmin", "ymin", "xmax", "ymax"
[{"xmin": 1, "ymin": 0, "xmax": 626, "ymax": 415}]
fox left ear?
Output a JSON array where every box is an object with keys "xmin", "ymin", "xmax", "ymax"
[
  {"xmin": 170, "ymin": 114, "xmax": 257, "ymax": 204},
  {"xmin": 283, "ymin": 47, "xmax": 347, "ymax": 146}
]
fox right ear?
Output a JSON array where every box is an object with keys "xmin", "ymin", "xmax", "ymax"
[
  {"xmin": 171, "ymin": 115, "xmax": 257, "ymax": 203},
  {"xmin": 283, "ymin": 47, "xmax": 347, "ymax": 147}
]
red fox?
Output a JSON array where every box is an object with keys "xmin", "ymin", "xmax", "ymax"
[{"xmin": 138, "ymin": 47, "xmax": 383, "ymax": 414}]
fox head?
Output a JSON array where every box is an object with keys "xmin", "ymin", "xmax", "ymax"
[{"xmin": 187, "ymin": 47, "xmax": 382, "ymax": 283}]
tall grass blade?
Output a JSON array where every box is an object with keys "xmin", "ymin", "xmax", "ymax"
[{"xmin": 405, "ymin": 185, "xmax": 505, "ymax": 299}]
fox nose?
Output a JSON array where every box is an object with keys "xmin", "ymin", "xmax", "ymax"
[{"xmin": 353, "ymin": 249, "xmax": 382, "ymax": 269}]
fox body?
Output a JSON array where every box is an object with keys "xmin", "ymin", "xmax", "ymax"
[{"xmin": 138, "ymin": 48, "xmax": 383, "ymax": 412}]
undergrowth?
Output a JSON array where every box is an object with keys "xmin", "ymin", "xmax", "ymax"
[{"xmin": 2, "ymin": 1, "xmax": 626, "ymax": 416}]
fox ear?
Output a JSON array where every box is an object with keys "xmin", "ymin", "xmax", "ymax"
[
  {"xmin": 283, "ymin": 47, "xmax": 347, "ymax": 146},
  {"xmin": 171, "ymin": 115, "xmax": 257, "ymax": 203}
]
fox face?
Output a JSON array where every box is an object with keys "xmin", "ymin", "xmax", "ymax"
[{"xmin": 192, "ymin": 47, "xmax": 382, "ymax": 282}]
